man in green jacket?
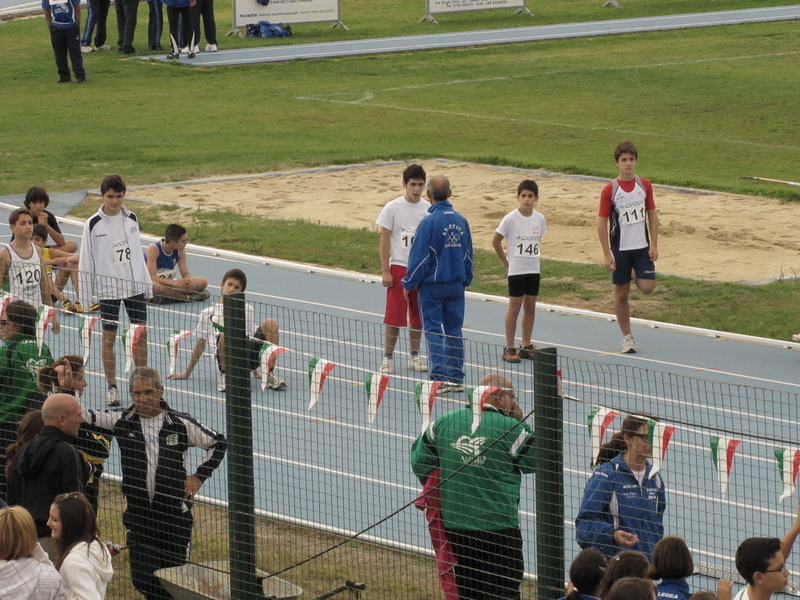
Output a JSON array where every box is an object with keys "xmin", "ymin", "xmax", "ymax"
[
  {"xmin": 0, "ymin": 300, "xmax": 53, "ymax": 501},
  {"xmin": 411, "ymin": 372, "xmax": 535, "ymax": 600}
]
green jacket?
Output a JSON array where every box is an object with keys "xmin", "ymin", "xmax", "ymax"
[
  {"xmin": 411, "ymin": 406, "xmax": 535, "ymax": 531},
  {"xmin": 0, "ymin": 334, "xmax": 52, "ymax": 423}
]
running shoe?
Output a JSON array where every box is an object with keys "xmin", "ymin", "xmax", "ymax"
[
  {"xmin": 266, "ymin": 370, "xmax": 287, "ymax": 390},
  {"xmin": 73, "ymin": 302, "xmax": 84, "ymax": 314},
  {"xmin": 518, "ymin": 345, "xmax": 536, "ymax": 360},
  {"xmin": 502, "ymin": 347, "xmax": 521, "ymax": 363},
  {"xmin": 81, "ymin": 45, "xmax": 94, "ymax": 53},
  {"xmin": 621, "ymin": 334, "xmax": 637, "ymax": 354},
  {"xmin": 379, "ymin": 357, "xmax": 393, "ymax": 375},
  {"xmin": 437, "ymin": 382, "xmax": 465, "ymax": 395},
  {"xmin": 62, "ymin": 298, "xmax": 76, "ymax": 313},
  {"xmin": 792, "ymin": 333, "xmax": 800, "ymax": 342},
  {"xmin": 205, "ymin": 43, "xmax": 217, "ymax": 52},
  {"xmin": 90, "ymin": 303, "xmax": 100, "ymax": 311},
  {"xmin": 217, "ymin": 372, "xmax": 226, "ymax": 392},
  {"xmin": 407, "ymin": 355, "xmax": 428, "ymax": 372},
  {"xmin": 98, "ymin": 45, "xmax": 112, "ymax": 50},
  {"xmin": 106, "ymin": 386, "xmax": 121, "ymax": 407},
  {"xmin": 187, "ymin": 290, "xmax": 211, "ymax": 302}
]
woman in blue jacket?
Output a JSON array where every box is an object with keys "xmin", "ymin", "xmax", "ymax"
[
  {"xmin": 576, "ymin": 414, "xmax": 666, "ymax": 560},
  {"xmin": 650, "ymin": 536, "xmax": 693, "ymax": 600}
]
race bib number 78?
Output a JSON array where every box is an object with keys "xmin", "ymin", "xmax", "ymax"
[{"xmin": 112, "ymin": 239, "xmax": 131, "ymax": 265}]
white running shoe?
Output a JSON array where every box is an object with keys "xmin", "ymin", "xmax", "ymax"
[
  {"xmin": 98, "ymin": 44, "xmax": 112, "ymax": 50},
  {"xmin": 106, "ymin": 386, "xmax": 121, "ymax": 407},
  {"xmin": 793, "ymin": 333, "xmax": 800, "ymax": 342},
  {"xmin": 81, "ymin": 45, "xmax": 94, "ymax": 53},
  {"xmin": 621, "ymin": 334, "xmax": 637, "ymax": 354},
  {"xmin": 437, "ymin": 382, "xmax": 465, "ymax": 395},
  {"xmin": 407, "ymin": 355, "xmax": 428, "ymax": 372},
  {"xmin": 266, "ymin": 370, "xmax": 287, "ymax": 390},
  {"xmin": 217, "ymin": 372, "xmax": 226, "ymax": 392},
  {"xmin": 380, "ymin": 357, "xmax": 393, "ymax": 375},
  {"xmin": 205, "ymin": 43, "xmax": 218, "ymax": 52}
]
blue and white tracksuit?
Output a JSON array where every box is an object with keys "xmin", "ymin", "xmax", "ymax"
[
  {"xmin": 575, "ymin": 453, "xmax": 666, "ymax": 560},
  {"xmin": 402, "ymin": 201, "xmax": 473, "ymax": 384},
  {"xmin": 657, "ymin": 579, "xmax": 690, "ymax": 600}
]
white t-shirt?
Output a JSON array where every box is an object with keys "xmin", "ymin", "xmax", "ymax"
[
  {"xmin": 495, "ymin": 209, "xmax": 547, "ymax": 276},
  {"xmin": 195, "ymin": 302, "xmax": 258, "ymax": 354},
  {"xmin": 108, "ymin": 212, "xmax": 135, "ymax": 282},
  {"xmin": 375, "ymin": 195, "xmax": 431, "ymax": 268},
  {"xmin": 139, "ymin": 412, "xmax": 165, "ymax": 502}
]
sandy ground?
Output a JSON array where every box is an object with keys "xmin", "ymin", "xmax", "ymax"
[{"xmin": 131, "ymin": 161, "xmax": 800, "ymax": 283}]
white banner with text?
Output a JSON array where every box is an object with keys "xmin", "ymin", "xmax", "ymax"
[
  {"xmin": 427, "ymin": 0, "xmax": 526, "ymax": 15},
  {"xmin": 234, "ymin": 0, "xmax": 340, "ymax": 28}
]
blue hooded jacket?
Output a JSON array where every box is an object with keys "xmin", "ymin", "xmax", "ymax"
[
  {"xmin": 575, "ymin": 453, "xmax": 666, "ymax": 559},
  {"xmin": 657, "ymin": 579, "xmax": 690, "ymax": 600},
  {"xmin": 402, "ymin": 201, "xmax": 473, "ymax": 290}
]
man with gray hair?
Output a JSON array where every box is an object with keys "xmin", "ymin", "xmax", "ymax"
[
  {"xmin": 82, "ymin": 366, "xmax": 227, "ymax": 600},
  {"xmin": 402, "ymin": 175, "xmax": 473, "ymax": 394}
]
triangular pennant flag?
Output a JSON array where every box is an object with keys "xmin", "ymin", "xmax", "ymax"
[
  {"xmin": 308, "ymin": 357, "xmax": 335, "ymax": 410},
  {"xmin": 166, "ymin": 330, "xmax": 193, "ymax": 376},
  {"xmin": 467, "ymin": 385, "xmax": 499, "ymax": 434},
  {"xmin": 776, "ymin": 447, "xmax": 800, "ymax": 502},
  {"xmin": 122, "ymin": 324, "xmax": 146, "ymax": 373},
  {"xmin": 260, "ymin": 343, "xmax": 288, "ymax": 391},
  {"xmin": 80, "ymin": 316, "xmax": 101, "ymax": 364},
  {"xmin": 35, "ymin": 305, "xmax": 56, "ymax": 353},
  {"xmin": 416, "ymin": 381, "xmax": 443, "ymax": 435},
  {"xmin": 647, "ymin": 419, "xmax": 676, "ymax": 479},
  {"xmin": 587, "ymin": 406, "xmax": 619, "ymax": 467},
  {"xmin": 0, "ymin": 294, "xmax": 18, "ymax": 318},
  {"xmin": 365, "ymin": 372, "xmax": 389, "ymax": 425},
  {"xmin": 557, "ymin": 368, "xmax": 563, "ymax": 397},
  {"xmin": 711, "ymin": 436, "xmax": 741, "ymax": 498}
]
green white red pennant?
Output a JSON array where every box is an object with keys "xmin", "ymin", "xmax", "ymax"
[
  {"xmin": 711, "ymin": 436, "xmax": 741, "ymax": 497},
  {"xmin": 776, "ymin": 447, "xmax": 800, "ymax": 502},
  {"xmin": 365, "ymin": 372, "xmax": 389, "ymax": 425},
  {"xmin": 122, "ymin": 324, "xmax": 146, "ymax": 373},
  {"xmin": 308, "ymin": 357, "xmax": 335, "ymax": 410},
  {"xmin": 467, "ymin": 385, "xmax": 499, "ymax": 433},
  {"xmin": 587, "ymin": 406, "xmax": 619, "ymax": 467},
  {"xmin": 416, "ymin": 381, "xmax": 442, "ymax": 435},
  {"xmin": 167, "ymin": 330, "xmax": 193, "ymax": 376},
  {"xmin": 80, "ymin": 315, "xmax": 101, "ymax": 364},
  {"xmin": 0, "ymin": 294, "xmax": 18, "ymax": 318},
  {"xmin": 647, "ymin": 419, "xmax": 676, "ymax": 479},
  {"xmin": 35, "ymin": 305, "xmax": 56, "ymax": 353},
  {"xmin": 259, "ymin": 343, "xmax": 287, "ymax": 391}
]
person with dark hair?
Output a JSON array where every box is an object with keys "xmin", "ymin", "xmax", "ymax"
[
  {"xmin": 78, "ymin": 174, "xmax": 151, "ymax": 407},
  {"xmin": 31, "ymin": 225, "xmax": 84, "ymax": 314},
  {"xmin": 48, "ymin": 492, "xmax": 113, "ymax": 599},
  {"xmin": 5, "ymin": 411, "xmax": 45, "ymax": 480},
  {"xmin": 650, "ymin": 536, "xmax": 694, "ymax": 600},
  {"xmin": 560, "ymin": 548, "xmax": 606, "ymax": 600},
  {"xmin": 146, "ymin": 223, "xmax": 209, "ymax": 304},
  {"xmin": 606, "ymin": 577, "xmax": 657, "ymax": 600},
  {"xmin": 402, "ymin": 175, "xmax": 473, "ymax": 394},
  {"xmin": 0, "ymin": 300, "xmax": 53, "ymax": 501},
  {"xmin": 42, "ymin": 0, "xmax": 87, "ymax": 84},
  {"xmin": 411, "ymin": 372, "xmax": 534, "ymax": 600},
  {"xmin": 734, "ymin": 503, "xmax": 800, "ymax": 600},
  {"xmin": 600, "ymin": 551, "xmax": 651, "ymax": 598},
  {"xmin": 375, "ymin": 164, "xmax": 430, "ymax": 375},
  {"xmin": 163, "ymin": 0, "xmax": 195, "ymax": 59},
  {"xmin": 24, "ymin": 187, "xmax": 78, "ymax": 253},
  {"xmin": 81, "ymin": 366, "xmax": 226, "ymax": 600},
  {"xmin": 190, "ymin": 0, "xmax": 216, "ymax": 52},
  {"xmin": 576, "ymin": 415, "xmax": 666, "ymax": 560}
]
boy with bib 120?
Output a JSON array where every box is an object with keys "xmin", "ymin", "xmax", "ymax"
[
  {"xmin": 492, "ymin": 180, "xmax": 547, "ymax": 363},
  {"xmin": 597, "ymin": 141, "xmax": 659, "ymax": 354}
]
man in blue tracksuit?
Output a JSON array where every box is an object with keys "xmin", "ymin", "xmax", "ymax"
[
  {"xmin": 575, "ymin": 452, "xmax": 666, "ymax": 560},
  {"xmin": 402, "ymin": 175, "xmax": 473, "ymax": 393}
]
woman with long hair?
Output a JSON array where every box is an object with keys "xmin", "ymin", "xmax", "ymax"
[
  {"xmin": 47, "ymin": 492, "xmax": 113, "ymax": 599},
  {"xmin": 5, "ymin": 410, "xmax": 44, "ymax": 479},
  {"xmin": 576, "ymin": 414, "xmax": 666, "ymax": 560},
  {"xmin": 0, "ymin": 505, "xmax": 65, "ymax": 599}
]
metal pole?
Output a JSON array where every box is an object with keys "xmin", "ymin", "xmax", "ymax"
[
  {"xmin": 533, "ymin": 347, "xmax": 564, "ymax": 599},
  {"xmin": 224, "ymin": 293, "xmax": 261, "ymax": 599}
]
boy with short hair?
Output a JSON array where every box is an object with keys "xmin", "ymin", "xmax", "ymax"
[
  {"xmin": 492, "ymin": 180, "xmax": 547, "ymax": 363},
  {"xmin": 168, "ymin": 268, "xmax": 287, "ymax": 392},
  {"xmin": 0, "ymin": 209, "xmax": 61, "ymax": 335},
  {"xmin": 23, "ymin": 187, "xmax": 78, "ymax": 253},
  {"xmin": 146, "ymin": 223, "xmax": 209, "ymax": 304},
  {"xmin": 375, "ymin": 164, "xmax": 431, "ymax": 375},
  {"xmin": 32, "ymin": 224, "xmax": 79, "ymax": 312},
  {"xmin": 42, "ymin": 0, "xmax": 86, "ymax": 83},
  {"xmin": 734, "ymin": 502, "xmax": 800, "ymax": 600},
  {"xmin": 597, "ymin": 141, "xmax": 659, "ymax": 354},
  {"xmin": 78, "ymin": 174, "xmax": 151, "ymax": 406}
]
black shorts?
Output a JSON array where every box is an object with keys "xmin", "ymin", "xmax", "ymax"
[
  {"xmin": 214, "ymin": 327, "xmax": 265, "ymax": 370},
  {"xmin": 100, "ymin": 294, "xmax": 148, "ymax": 331},
  {"xmin": 612, "ymin": 247, "xmax": 656, "ymax": 285},
  {"xmin": 508, "ymin": 273, "xmax": 541, "ymax": 298}
]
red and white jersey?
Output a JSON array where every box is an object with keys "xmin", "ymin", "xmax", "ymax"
[
  {"xmin": 495, "ymin": 209, "xmax": 547, "ymax": 276},
  {"xmin": 375, "ymin": 195, "xmax": 431, "ymax": 267},
  {"xmin": 599, "ymin": 176, "xmax": 656, "ymax": 251}
]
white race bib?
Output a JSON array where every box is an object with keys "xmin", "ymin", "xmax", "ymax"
[
  {"xmin": 112, "ymin": 239, "xmax": 131, "ymax": 265},
  {"xmin": 400, "ymin": 227, "xmax": 416, "ymax": 249},
  {"xmin": 619, "ymin": 197, "xmax": 646, "ymax": 226},
  {"xmin": 512, "ymin": 237, "xmax": 540, "ymax": 257}
]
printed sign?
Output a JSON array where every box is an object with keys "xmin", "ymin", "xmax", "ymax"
[
  {"xmin": 235, "ymin": 0, "xmax": 340, "ymax": 28},
  {"xmin": 428, "ymin": 0, "xmax": 526, "ymax": 15}
]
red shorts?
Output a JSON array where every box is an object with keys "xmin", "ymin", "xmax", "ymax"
[{"xmin": 384, "ymin": 265, "xmax": 422, "ymax": 327}]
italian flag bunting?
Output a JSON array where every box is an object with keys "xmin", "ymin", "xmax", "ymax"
[
  {"xmin": 80, "ymin": 315, "xmax": 101, "ymax": 364},
  {"xmin": 711, "ymin": 436, "xmax": 741, "ymax": 498},
  {"xmin": 587, "ymin": 406, "xmax": 619, "ymax": 467},
  {"xmin": 776, "ymin": 447, "xmax": 800, "ymax": 502},
  {"xmin": 647, "ymin": 419, "xmax": 676, "ymax": 479},
  {"xmin": 35, "ymin": 305, "xmax": 56, "ymax": 353},
  {"xmin": 467, "ymin": 385, "xmax": 499, "ymax": 434},
  {"xmin": 122, "ymin": 324, "xmax": 146, "ymax": 373},
  {"xmin": 308, "ymin": 357, "xmax": 335, "ymax": 410},
  {"xmin": 166, "ymin": 330, "xmax": 193, "ymax": 376},
  {"xmin": 365, "ymin": 372, "xmax": 389, "ymax": 425},
  {"xmin": 259, "ymin": 343, "xmax": 287, "ymax": 391},
  {"xmin": 416, "ymin": 381, "xmax": 442, "ymax": 435},
  {"xmin": 0, "ymin": 294, "xmax": 18, "ymax": 318}
]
